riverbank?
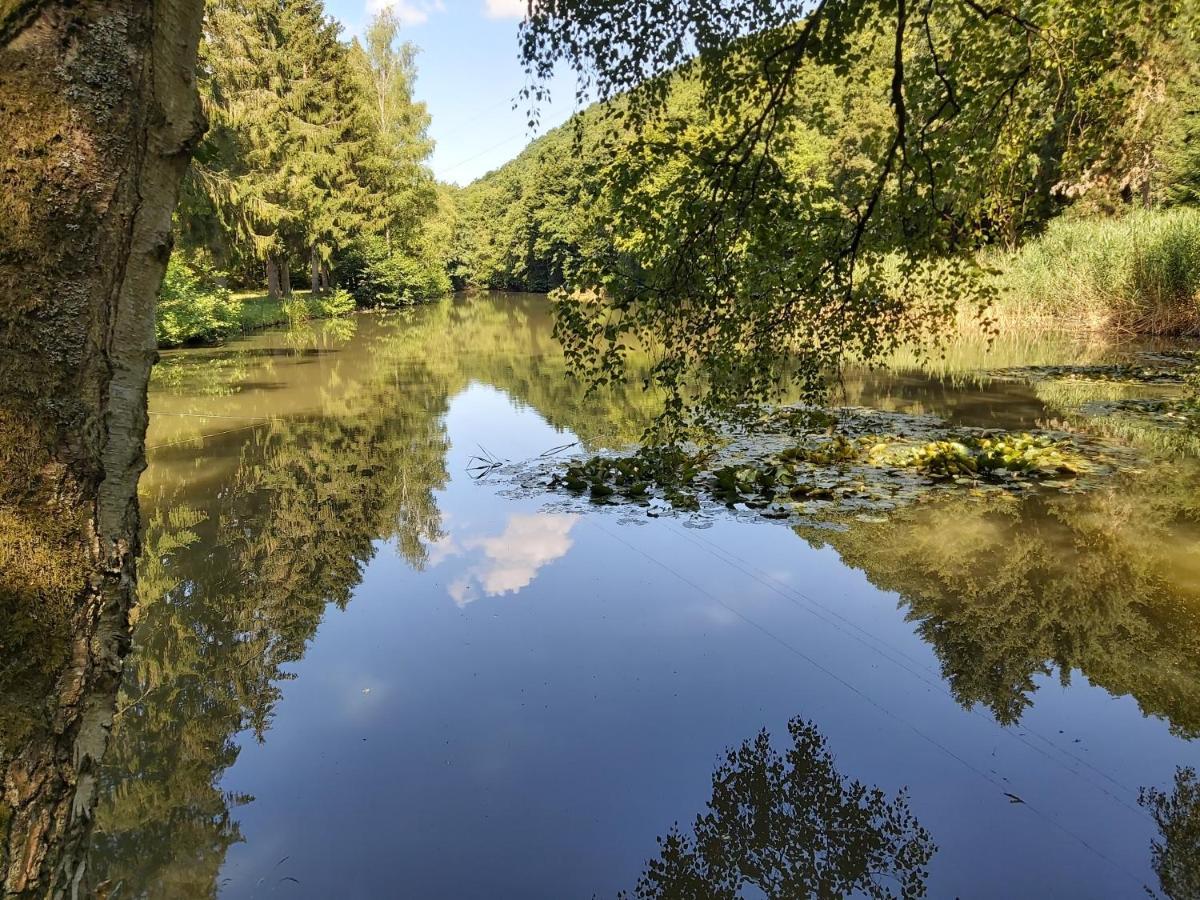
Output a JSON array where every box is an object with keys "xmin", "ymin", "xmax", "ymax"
[
  {"xmin": 155, "ymin": 288, "xmax": 333, "ymax": 349},
  {"xmin": 155, "ymin": 206, "xmax": 1200, "ymax": 349},
  {"xmin": 988, "ymin": 208, "xmax": 1200, "ymax": 336},
  {"xmin": 156, "ymin": 280, "xmax": 445, "ymax": 349}
]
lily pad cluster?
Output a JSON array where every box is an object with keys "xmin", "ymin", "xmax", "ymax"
[
  {"xmin": 536, "ymin": 407, "xmax": 1128, "ymax": 526},
  {"xmin": 1086, "ymin": 396, "xmax": 1200, "ymax": 426},
  {"xmin": 553, "ymin": 446, "xmax": 707, "ymax": 509},
  {"xmin": 882, "ymin": 434, "xmax": 1084, "ymax": 479}
]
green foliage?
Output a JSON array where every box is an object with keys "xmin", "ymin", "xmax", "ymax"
[
  {"xmin": 546, "ymin": 405, "xmax": 1120, "ymax": 518},
  {"xmin": 554, "ymin": 447, "xmax": 707, "ymax": 505},
  {"xmin": 336, "ymin": 235, "xmax": 451, "ymax": 307},
  {"xmin": 282, "ymin": 297, "xmax": 312, "ymax": 324},
  {"xmin": 887, "ymin": 434, "xmax": 1083, "ymax": 479},
  {"xmin": 622, "ymin": 718, "xmax": 935, "ymax": 900},
  {"xmin": 155, "ymin": 255, "xmax": 239, "ymax": 347},
  {"xmin": 1140, "ymin": 767, "xmax": 1200, "ymax": 900},
  {"xmin": 511, "ymin": 0, "xmax": 1188, "ymax": 429},
  {"xmin": 348, "ymin": 10, "xmax": 438, "ymax": 252},
  {"xmin": 177, "ymin": 1, "xmax": 444, "ymax": 303},
  {"xmin": 993, "ymin": 209, "xmax": 1200, "ymax": 334},
  {"xmin": 454, "ymin": 117, "xmax": 598, "ymax": 292},
  {"xmin": 156, "ymin": 269, "xmax": 357, "ymax": 348},
  {"xmin": 314, "ymin": 287, "xmax": 355, "ymax": 318}
]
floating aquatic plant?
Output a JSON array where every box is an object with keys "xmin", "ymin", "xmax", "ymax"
[
  {"xmin": 991, "ymin": 362, "xmax": 1190, "ymax": 386},
  {"xmin": 532, "ymin": 407, "xmax": 1131, "ymax": 526},
  {"xmin": 990, "ymin": 350, "xmax": 1200, "ymax": 457},
  {"xmin": 551, "ymin": 446, "xmax": 708, "ymax": 505},
  {"xmin": 883, "ymin": 434, "xmax": 1085, "ymax": 479}
]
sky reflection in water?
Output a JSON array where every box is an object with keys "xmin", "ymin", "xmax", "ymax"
[{"xmin": 90, "ymin": 295, "xmax": 1200, "ymax": 898}]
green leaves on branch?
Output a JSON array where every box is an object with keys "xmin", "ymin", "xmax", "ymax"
[
  {"xmin": 156, "ymin": 255, "xmax": 239, "ymax": 347},
  {"xmin": 516, "ymin": 0, "xmax": 1189, "ymax": 427}
]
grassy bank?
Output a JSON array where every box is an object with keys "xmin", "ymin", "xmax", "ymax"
[
  {"xmin": 155, "ymin": 251, "xmax": 451, "ymax": 348},
  {"xmin": 990, "ymin": 208, "xmax": 1200, "ymax": 335},
  {"xmin": 230, "ymin": 287, "xmax": 356, "ymax": 329},
  {"xmin": 156, "ymin": 287, "xmax": 355, "ymax": 348}
]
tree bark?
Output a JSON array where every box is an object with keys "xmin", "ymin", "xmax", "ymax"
[
  {"xmin": 310, "ymin": 248, "xmax": 322, "ymax": 295},
  {"xmin": 266, "ymin": 257, "xmax": 282, "ymax": 300},
  {"xmin": 280, "ymin": 256, "xmax": 292, "ymax": 298},
  {"xmin": 0, "ymin": 0, "xmax": 205, "ymax": 894}
]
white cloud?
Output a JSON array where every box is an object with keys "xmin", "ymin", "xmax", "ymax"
[
  {"xmin": 443, "ymin": 513, "xmax": 578, "ymax": 606},
  {"xmin": 483, "ymin": 0, "xmax": 526, "ymax": 19},
  {"xmin": 370, "ymin": 0, "xmax": 445, "ymax": 26}
]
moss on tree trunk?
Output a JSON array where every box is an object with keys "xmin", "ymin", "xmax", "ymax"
[{"xmin": 0, "ymin": 0, "xmax": 204, "ymax": 894}]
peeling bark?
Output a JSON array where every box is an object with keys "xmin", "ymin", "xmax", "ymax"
[{"xmin": 0, "ymin": 0, "xmax": 204, "ymax": 895}]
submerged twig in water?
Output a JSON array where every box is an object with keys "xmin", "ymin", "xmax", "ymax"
[
  {"xmin": 539, "ymin": 441, "xmax": 578, "ymax": 458},
  {"xmin": 467, "ymin": 444, "xmax": 506, "ymax": 480}
]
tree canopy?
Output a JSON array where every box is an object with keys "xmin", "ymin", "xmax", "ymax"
[
  {"xmin": 508, "ymin": 0, "xmax": 1197, "ymax": 429},
  {"xmin": 178, "ymin": 1, "xmax": 450, "ymax": 304}
]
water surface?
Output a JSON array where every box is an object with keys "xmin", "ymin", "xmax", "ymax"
[{"xmin": 92, "ymin": 293, "xmax": 1200, "ymax": 897}]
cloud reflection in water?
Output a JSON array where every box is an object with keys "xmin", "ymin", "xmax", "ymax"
[{"xmin": 430, "ymin": 513, "xmax": 580, "ymax": 605}]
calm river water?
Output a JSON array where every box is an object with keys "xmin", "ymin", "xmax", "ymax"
[{"xmin": 90, "ymin": 293, "xmax": 1200, "ymax": 898}]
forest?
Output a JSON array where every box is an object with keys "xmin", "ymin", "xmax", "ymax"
[
  {"xmin": 161, "ymin": 2, "xmax": 453, "ymax": 346},
  {"xmin": 171, "ymin": 0, "xmax": 1200, "ymax": 355}
]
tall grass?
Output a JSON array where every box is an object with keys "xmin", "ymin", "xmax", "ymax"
[{"xmin": 992, "ymin": 208, "xmax": 1200, "ymax": 335}]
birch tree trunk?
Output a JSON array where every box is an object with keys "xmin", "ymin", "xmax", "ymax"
[{"xmin": 0, "ymin": 0, "xmax": 205, "ymax": 894}]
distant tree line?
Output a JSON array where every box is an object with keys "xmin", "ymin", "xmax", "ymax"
[
  {"xmin": 454, "ymin": 9, "xmax": 1200, "ymax": 301},
  {"xmin": 167, "ymin": 1, "xmax": 1200, "ymax": 358},
  {"xmin": 457, "ymin": 1, "xmax": 1200, "ymax": 426}
]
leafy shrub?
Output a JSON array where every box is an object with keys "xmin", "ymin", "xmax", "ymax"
[
  {"xmin": 156, "ymin": 255, "xmax": 239, "ymax": 347},
  {"xmin": 282, "ymin": 297, "xmax": 311, "ymax": 324},
  {"xmin": 314, "ymin": 287, "xmax": 355, "ymax": 318},
  {"xmin": 336, "ymin": 237, "xmax": 451, "ymax": 308}
]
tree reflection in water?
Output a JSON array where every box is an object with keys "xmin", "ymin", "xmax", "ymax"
[
  {"xmin": 799, "ymin": 461, "xmax": 1200, "ymax": 736},
  {"xmin": 622, "ymin": 718, "xmax": 935, "ymax": 900},
  {"xmin": 1141, "ymin": 768, "xmax": 1200, "ymax": 900},
  {"xmin": 70, "ymin": 297, "xmax": 1200, "ymax": 895},
  {"xmin": 90, "ymin": 376, "xmax": 451, "ymax": 893}
]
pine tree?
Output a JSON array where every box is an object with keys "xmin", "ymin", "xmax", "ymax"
[
  {"xmin": 192, "ymin": 0, "xmax": 294, "ymax": 294},
  {"xmin": 179, "ymin": 0, "xmax": 445, "ymax": 301}
]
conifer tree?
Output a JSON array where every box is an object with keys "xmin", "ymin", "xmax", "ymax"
[{"xmin": 180, "ymin": 0, "xmax": 444, "ymax": 302}]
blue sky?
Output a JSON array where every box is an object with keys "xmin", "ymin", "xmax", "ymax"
[{"xmin": 324, "ymin": 0, "xmax": 578, "ymax": 185}]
